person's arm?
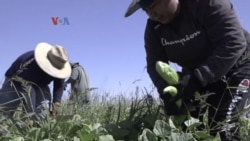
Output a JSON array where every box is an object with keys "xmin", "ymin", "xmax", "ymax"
[
  {"xmin": 144, "ymin": 20, "xmax": 169, "ymax": 96},
  {"xmin": 53, "ymin": 78, "xmax": 65, "ymax": 103},
  {"xmin": 194, "ymin": 0, "xmax": 247, "ymax": 86},
  {"xmin": 50, "ymin": 78, "xmax": 64, "ymax": 117}
]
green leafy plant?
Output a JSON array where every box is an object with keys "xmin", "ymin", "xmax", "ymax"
[{"xmin": 0, "ymin": 85, "xmax": 250, "ymax": 141}]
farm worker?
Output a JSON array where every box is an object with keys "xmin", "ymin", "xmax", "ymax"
[
  {"xmin": 124, "ymin": 0, "xmax": 250, "ymax": 140},
  {"xmin": 0, "ymin": 42, "xmax": 71, "ymax": 118},
  {"xmin": 64, "ymin": 62, "xmax": 90, "ymax": 105}
]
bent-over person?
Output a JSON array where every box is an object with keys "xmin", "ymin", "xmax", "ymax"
[
  {"xmin": 0, "ymin": 42, "xmax": 71, "ymax": 118},
  {"xmin": 64, "ymin": 62, "xmax": 90, "ymax": 105}
]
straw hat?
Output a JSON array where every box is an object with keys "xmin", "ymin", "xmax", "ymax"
[{"xmin": 34, "ymin": 42, "xmax": 71, "ymax": 79}]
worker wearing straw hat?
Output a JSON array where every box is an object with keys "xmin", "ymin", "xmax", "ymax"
[{"xmin": 0, "ymin": 42, "xmax": 71, "ymax": 118}]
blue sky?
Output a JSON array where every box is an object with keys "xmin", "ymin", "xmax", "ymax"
[{"xmin": 0, "ymin": 0, "xmax": 249, "ymax": 97}]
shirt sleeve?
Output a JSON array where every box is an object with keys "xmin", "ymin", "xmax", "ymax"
[
  {"xmin": 5, "ymin": 51, "xmax": 34, "ymax": 77},
  {"xmin": 194, "ymin": 0, "xmax": 247, "ymax": 86},
  {"xmin": 52, "ymin": 78, "xmax": 65, "ymax": 103},
  {"xmin": 144, "ymin": 20, "xmax": 169, "ymax": 95}
]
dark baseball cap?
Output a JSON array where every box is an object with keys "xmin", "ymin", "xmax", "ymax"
[{"xmin": 124, "ymin": 0, "xmax": 155, "ymax": 17}]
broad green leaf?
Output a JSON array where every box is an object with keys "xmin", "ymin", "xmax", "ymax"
[
  {"xmin": 82, "ymin": 123, "xmax": 91, "ymax": 133},
  {"xmin": 153, "ymin": 120, "xmax": 171, "ymax": 138},
  {"xmin": 12, "ymin": 137, "xmax": 25, "ymax": 141},
  {"xmin": 66, "ymin": 124, "xmax": 82, "ymax": 137},
  {"xmin": 73, "ymin": 136, "xmax": 81, "ymax": 141},
  {"xmin": 172, "ymin": 115, "xmax": 188, "ymax": 126},
  {"xmin": 89, "ymin": 123, "xmax": 106, "ymax": 134},
  {"xmin": 105, "ymin": 124, "xmax": 129, "ymax": 139},
  {"xmin": 76, "ymin": 130, "xmax": 96, "ymax": 141},
  {"xmin": 98, "ymin": 135, "xmax": 115, "ymax": 141},
  {"xmin": 194, "ymin": 131, "xmax": 212, "ymax": 139},
  {"xmin": 184, "ymin": 117, "xmax": 201, "ymax": 130},
  {"xmin": 139, "ymin": 129, "xmax": 157, "ymax": 141},
  {"xmin": 169, "ymin": 118, "xmax": 177, "ymax": 129},
  {"xmin": 89, "ymin": 123, "xmax": 102, "ymax": 131}
]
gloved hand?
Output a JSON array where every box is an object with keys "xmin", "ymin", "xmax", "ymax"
[
  {"xmin": 170, "ymin": 73, "xmax": 202, "ymax": 102},
  {"xmin": 161, "ymin": 73, "xmax": 202, "ymax": 115},
  {"xmin": 51, "ymin": 102, "xmax": 61, "ymax": 117},
  {"xmin": 156, "ymin": 61, "xmax": 202, "ymax": 115}
]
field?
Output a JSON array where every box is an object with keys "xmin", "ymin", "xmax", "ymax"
[{"xmin": 1, "ymin": 86, "xmax": 250, "ymax": 141}]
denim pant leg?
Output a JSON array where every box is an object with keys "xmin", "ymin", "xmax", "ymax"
[{"xmin": 0, "ymin": 79, "xmax": 22, "ymax": 117}]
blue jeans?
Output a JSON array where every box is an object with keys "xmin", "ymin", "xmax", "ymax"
[{"xmin": 0, "ymin": 78, "xmax": 51, "ymax": 117}]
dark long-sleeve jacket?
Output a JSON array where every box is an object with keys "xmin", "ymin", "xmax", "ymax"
[
  {"xmin": 145, "ymin": 0, "xmax": 250, "ymax": 95},
  {"xmin": 5, "ymin": 51, "xmax": 64, "ymax": 102}
]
